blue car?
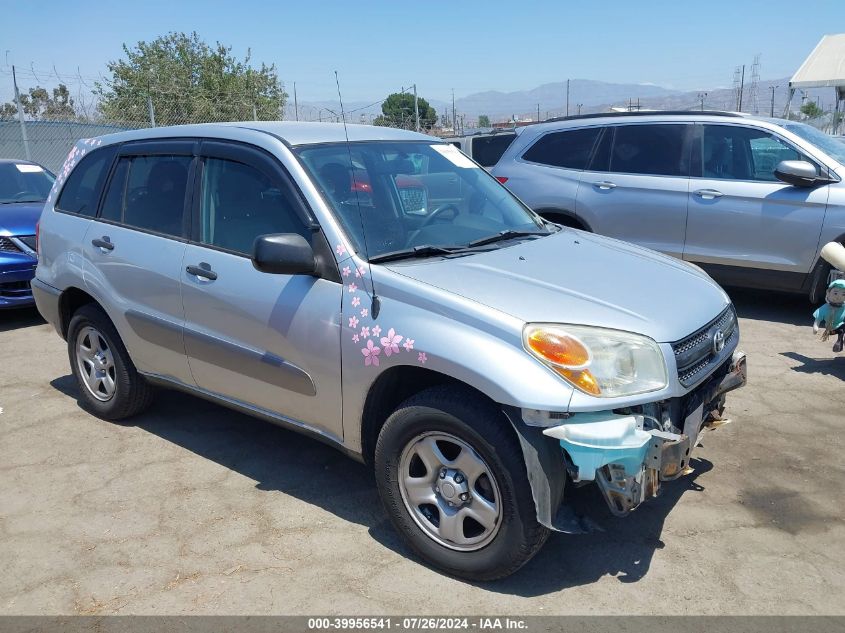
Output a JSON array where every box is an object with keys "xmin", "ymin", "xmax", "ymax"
[{"xmin": 0, "ymin": 159, "xmax": 54, "ymax": 309}]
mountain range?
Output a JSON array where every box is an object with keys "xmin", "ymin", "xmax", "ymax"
[{"xmin": 287, "ymin": 78, "xmax": 837, "ymax": 125}]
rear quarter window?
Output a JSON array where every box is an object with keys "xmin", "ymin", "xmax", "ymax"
[
  {"xmin": 522, "ymin": 127, "xmax": 602, "ymax": 170},
  {"xmin": 55, "ymin": 146, "xmax": 117, "ymax": 216}
]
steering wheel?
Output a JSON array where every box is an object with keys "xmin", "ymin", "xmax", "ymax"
[{"xmin": 420, "ymin": 203, "xmax": 460, "ymax": 229}]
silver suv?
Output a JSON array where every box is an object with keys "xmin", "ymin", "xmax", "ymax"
[
  {"xmin": 33, "ymin": 122, "xmax": 746, "ymax": 580},
  {"xmin": 491, "ymin": 112, "xmax": 845, "ymax": 302}
]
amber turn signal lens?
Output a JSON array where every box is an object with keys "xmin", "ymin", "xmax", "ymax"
[
  {"xmin": 558, "ymin": 368, "xmax": 602, "ymax": 396},
  {"xmin": 527, "ymin": 329, "xmax": 591, "ymax": 369}
]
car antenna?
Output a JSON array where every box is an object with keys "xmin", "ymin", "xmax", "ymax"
[{"xmin": 335, "ymin": 70, "xmax": 380, "ymax": 318}]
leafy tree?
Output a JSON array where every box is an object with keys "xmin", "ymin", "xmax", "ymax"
[
  {"xmin": 0, "ymin": 84, "xmax": 78, "ymax": 120},
  {"xmin": 478, "ymin": 114, "xmax": 490, "ymax": 128},
  {"xmin": 374, "ymin": 92, "xmax": 437, "ymax": 130},
  {"xmin": 800, "ymin": 101, "xmax": 824, "ymax": 119},
  {"xmin": 94, "ymin": 32, "xmax": 286, "ymax": 125}
]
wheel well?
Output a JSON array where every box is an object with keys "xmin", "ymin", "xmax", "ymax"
[
  {"xmin": 360, "ymin": 367, "xmax": 497, "ymax": 466},
  {"xmin": 536, "ymin": 209, "xmax": 590, "ymax": 231},
  {"xmin": 58, "ymin": 287, "xmax": 97, "ymax": 339}
]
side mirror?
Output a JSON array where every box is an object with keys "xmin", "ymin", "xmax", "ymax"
[
  {"xmin": 252, "ymin": 233, "xmax": 316, "ymax": 275},
  {"xmin": 774, "ymin": 160, "xmax": 823, "ymax": 187}
]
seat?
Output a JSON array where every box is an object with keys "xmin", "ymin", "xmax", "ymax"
[{"xmin": 125, "ymin": 160, "xmax": 188, "ymax": 235}]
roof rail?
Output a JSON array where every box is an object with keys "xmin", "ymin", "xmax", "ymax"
[{"xmin": 540, "ymin": 110, "xmax": 744, "ymax": 124}]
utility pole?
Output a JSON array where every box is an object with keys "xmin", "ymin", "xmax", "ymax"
[
  {"xmin": 698, "ymin": 92, "xmax": 707, "ymax": 111},
  {"xmin": 451, "ymin": 89, "xmax": 456, "ymax": 134},
  {"xmin": 537, "ymin": 103, "xmax": 540, "ymax": 122},
  {"xmin": 577, "ymin": 103, "xmax": 583, "ymax": 115},
  {"xmin": 293, "ymin": 81, "xmax": 299, "ymax": 121},
  {"xmin": 11, "ymin": 65, "xmax": 31, "ymax": 161},
  {"xmin": 413, "ymin": 84, "xmax": 420, "ymax": 132},
  {"xmin": 566, "ymin": 79, "xmax": 570, "ymax": 117},
  {"xmin": 738, "ymin": 64, "xmax": 746, "ymax": 112},
  {"xmin": 770, "ymin": 85, "xmax": 778, "ymax": 117}
]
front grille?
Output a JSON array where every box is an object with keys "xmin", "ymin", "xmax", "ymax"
[
  {"xmin": 672, "ymin": 306, "xmax": 737, "ymax": 388},
  {"xmin": 0, "ymin": 236, "xmax": 22, "ymax": 253},
  {"xmin": 0, "ymin": 280, "xmax": 32, "ymax": 298},
  {"xmin": 17, "ymin": 235, "xmax": 36, "ymax": 251}
]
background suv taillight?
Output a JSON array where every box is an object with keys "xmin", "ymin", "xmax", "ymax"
[{"xmin": 35, "ymin": 221, "xmax": 40, "ymax": 256}]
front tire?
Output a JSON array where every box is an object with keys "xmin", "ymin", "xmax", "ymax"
[
  {"xmin": 374, "ymin": 386, "xmax": 549, "ymax": 580},
  {"xmin": 67, "ymin": 304, "xmax": 154, "ymax": 420}
]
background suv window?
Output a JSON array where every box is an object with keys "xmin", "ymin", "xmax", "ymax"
[
  {"xmin": 522, "ymin": 127, "xmax": 602, "ymax": 170},
  {"xmin": 199, "ymin": 157, "xmax": 310, "ymax": 255},
  {"xmin": 609, "ymin": 124, "xmax": 690, "ymax": 177},
  {"xmin": 55, "ymin": 146, "xmax": 117, "ymax": 216},
  {"xmin": 99, "ymin": 155, "xmax": 190, "ymax": 237},
  {"xmin": 471, "ymin": 133, "xmax": 517, "ymax": 167},
  {"xmin": 702, "ymin": 125, "xmax": 807, "ymax": 181}
]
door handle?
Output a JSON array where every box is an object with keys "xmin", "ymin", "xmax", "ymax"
[
  {"xmin": 186, "ymin": 263, "xmax": 218, "ymax": 281},
  {"xmin": 91, "ymin": 237, "xmax": 114, "ymax": 252},
  {"xmin": 694, "ymin": 189, "xmax": 724, "ymax": 200},
  {"xmin": 593, "ymin": 181, "xmax": 617, "ymax": 190}
]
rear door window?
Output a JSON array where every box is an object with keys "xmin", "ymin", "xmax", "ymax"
[
  {"xmin": 471, "ymin": 133, "xmax": 517, "ymax": 167},
  {"xmin": 55, "ymin": 146, "xmax": 117, "ymax": 216},
  {"xmin": 522, "ymin": 127, "xmax": 602, "ymax": 170},
  {"xmin": 609, "ymin": 124, "xmax": 691, "ymax": 177},
  {"xmin": 98, "ymin": 154, "xmax": 191, "ymax": 238}
]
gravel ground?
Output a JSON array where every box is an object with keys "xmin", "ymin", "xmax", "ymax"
[{"xmin": 0, "ymin": 288, "xmax": 843, "ymax": 615}]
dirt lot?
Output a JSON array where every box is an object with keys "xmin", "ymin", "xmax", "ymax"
[{"xmin": 1, "ymin": 288, "xmax": 843, "ymax": 615}]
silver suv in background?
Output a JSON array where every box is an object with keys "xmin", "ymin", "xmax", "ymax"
[
  {"xmin": 34, "ymin": 122, "xmax": 745, "ymax": 580},
  {"xmin": 491, "ymin": 112, "xmax": 845, "ymax": 302}
]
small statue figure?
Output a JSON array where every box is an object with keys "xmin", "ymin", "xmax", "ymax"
[{"xmin": 813, "ymin": 279, "xmax": 845, "ymax": 353}]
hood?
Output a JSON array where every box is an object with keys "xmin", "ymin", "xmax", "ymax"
[
  {"xmin": 0, "ymin": 201, "xmax": 43, "ymax": 236},
  {"xmin": 387, "ymin": 230, "xmax": 730, "ymax": 343}
]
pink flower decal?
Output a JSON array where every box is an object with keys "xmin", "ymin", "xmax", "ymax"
[
  {"xmin": 358, "ymin": 266, "xmax": 367, "ymax": 277},
  {"xmin": 360, "ymin": 326, "xmax": 370, "ymax": 338},
  {"xmin": 418, "ymin": 352, "xmax": 427, "ymax": 364},
  {"xmin": 342, "ymin": 266, "xmax": 351, "ymax": 277},
  {"xmin": 355, "ymin": 268, "xmax": 362, "ymax": 278},
  {"xmin": 380, "ymin": 328, "xmax": 403, "ymax": 357},
  {"xmin": 351, "ymin": 296, "xmax": 361, "ymax": 307},
  {"xmin": 348, "ymin": 283, "xmax": 358, "ymax": 293},
  {"xmin": 360, "ymin": 308, "xmax": 368, "ymax": 318},
  {"xmin": 336, "ymin": 243, "xmax": 347, "ymax": 256},
  {"xmin": 372, "ymin": 325, "xmax": 382, "ymax": 338},
  {"xmin": 348, "ymin": 316, "xmax": 359, "ymax": 329},
  {"xmin": 352, "ymin": 334, "xmax": 360, "ymax": 343},
  {"xmin": 362, "ymin": 340, "xmax": 381, "ymax": 366},
  {"xmin": 403, "ymin": 338, "xmax": 415, "ymax": 352}
]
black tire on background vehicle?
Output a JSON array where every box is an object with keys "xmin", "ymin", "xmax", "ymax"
[
  {"xmin": 374, "ymin": 385, "xmax": 549, "ymax": 580},
  {"xmin": 808, "ymin": 257, "xmax": 832, "ymax": 305},
  {"xmin": 67, "ymin": 304, "xmax": 154, "ymax": 420}
]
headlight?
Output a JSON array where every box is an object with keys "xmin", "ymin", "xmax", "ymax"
[{"xmin": 523, "ymin": 324, "xmax": 668, "ymax": 398}]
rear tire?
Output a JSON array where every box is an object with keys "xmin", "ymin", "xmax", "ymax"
[
  {"xmin": 374, "ymin": 385, "xmax": 549, "ymax": 580},
  {"xmin": 67, "ymin": 304, "xmax": 154, "ymax": 420}
]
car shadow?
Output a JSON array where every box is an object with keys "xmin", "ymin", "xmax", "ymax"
[
  {"xmin": 0, "ymin": 306, "xmax": 44, "ymax": 332},
  {"xmin": 726, "ymin": 287, "xmax": 810, "ymax": 326},
  {"xmin": 51, "ymin": 375, "xmax": 708, "ymax": 593}
]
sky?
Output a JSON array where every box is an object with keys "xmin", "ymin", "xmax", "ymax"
[{"xmin": 1, "ymin": 0, "xmax": 844, "ymax": 105}]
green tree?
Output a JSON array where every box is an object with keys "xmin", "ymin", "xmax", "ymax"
[
  {"xmin": 1, "ymin": 84, "xmax": 78, "ymax": 120},
  {"xmin": 374, "ymin": 92, "xmax": 437, "ymax": 130},
  {"xmin": 800, "ymin": 101, "xmax": 824, "ymax": 119},
  {"xmin": 94, "ymin": 32, "xmax": 286, "ymax": 125},
  {"xmin": 478, "ymin": 114, "xmax": 490, "ymax": 128}
]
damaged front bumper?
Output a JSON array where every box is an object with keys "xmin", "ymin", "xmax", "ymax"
[{"xmin": 509, "ymin": 350, "xmax": 747, "ymax": 528}]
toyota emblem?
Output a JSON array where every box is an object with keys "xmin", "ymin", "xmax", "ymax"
[{"xmin": 712, "ymin": 329, "xmax": 726, "ymax": 354}]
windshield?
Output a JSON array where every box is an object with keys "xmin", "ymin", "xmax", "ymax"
[
  {"xmin": 0, "ymin": 162, "xmax": 55, "ymax": 204},
  {"xmin": 296, "ymin": 141, "xmax": 550, "ymax": 259},
  {"xmin": 780, "ymin": 122, "xmax": 845, "ymax": 165}
]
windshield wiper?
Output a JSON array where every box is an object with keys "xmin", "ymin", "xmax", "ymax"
[
  {"xmin": 467, "ymin": 229, "xmax": 549, "ymax": 248},
  {"xmin": 369, "ymin": 244, "xmax": 475, "ymax": 264}
]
